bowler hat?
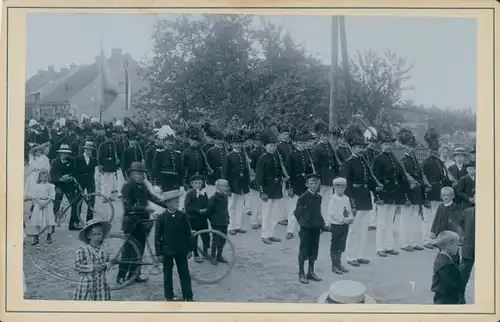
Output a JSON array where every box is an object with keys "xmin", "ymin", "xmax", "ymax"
[{"xmin": 127, "ymin": 161, "xmax": 148, "ymax": 173}]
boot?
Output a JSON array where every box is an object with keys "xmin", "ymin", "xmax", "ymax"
[
  {"xmin": 31, "ymin": 236, "xmax": 39, "ymax": 246},
  {"xmin": 46, "ymin": 233, "xmax": 52, "ymax": 244},
  {"xmin": 306, "ymin": 261, "xmax": 322, "ymax": 281},
  {"xmin": 337, "ymin": 251, "xmax": 349, "ymax": 273},
  {"xmin": 216, "ymin": 248, "xmax": 228, "ymax": 263},
  {"xmin": 331, "ymin": 252, "xmax": 343, "ymax": 274},
  {"xmin": 298, "ymin": 260, "xmax": 308, "ymax": 284},
  {"xmin": 209, "ymin": 245, "xmax": 218, "ymax": 265}
]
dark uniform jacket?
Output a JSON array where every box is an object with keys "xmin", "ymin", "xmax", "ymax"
[
  {"xmin": 151, "ymin": 148, "xmax": 183, "ymax": 191},
  {"xmin": 293, "ymin": 190, "xmax": 325, "ymax": 229},
  {"xmin": 206, "ymin": 145, "xmax": 226, "ymax": 185},
  {"xmin": 423, "ymin": 154, "xmax": 452, "ymax": 202},
  {"xmin": 202, "ymin": 142, "xmax": 214, "ymax": 154},
  {"xmin": 457, "ymin": 175, "xmax": 475, "ymax": 209},
  {"xmin": 255, "ymin": 152, "xmax": 285, "ymax": 199},
  {"xmin": 182, "ymin": 146, "xmax": 208, "ymax": 186},
  {"xmin": 286, "ymin": 149, "xmax": 314, "ymax": 196},
  {"xmin": 222, "ymin": 150, "xmax": 251, "ymax": 195},
  {"xmin": 312, "ymin": 141, "xmax": 340, "ymax": 187},
  {"xmin": 74, "ymin": 154, "xmax": 97, "ymax": 186},
  {"xmin": 121, "ymin": 146, "xmax": 144, "ymax": 176},
  {"xmin": 431, "ymin": 252, "xmax": 465, "ymax": 304},
  {"xmin": 97, "ymin": 140, "xmax": 119, "ymax": 173},
  {"xmin": 402, "ymin": 153, "xmax": 427, "ymax": 205},
  {"xmin": 114, "ymin": 138, "xmax": 126, "ymax": 168},
  {"xmin": 71, "ymin": 137, "xmax": 83, "ymax": 156},
  {"xmin": 206, "ymin": 191, "xmax": 230, "ymax": 226},
  {"xmin": 373, "ymin": 152, "xmax": 410, "ymax": 205},
  {"xmin": 154, "ymin": 209, "xmax": 193, "ymax": 256},
  {"xmin": 448, "ymin": 163, "xmax": 468, "ymax": 181},
  {"xmin": 364, "ymin": 147, "xmax": 380, "ymax": 166},
  {"xmin": 341, "ymin": 154, "xmax": 377, "ymax": 211},
  {"xmin": 277, "ymin": 140, "xmax": 294, "ymax": 162},
  {"xmin": 121, "ymin": 180, "xmax": 168, "ymax": 233},
  {"xmin": 336, "ymin": 144, "xmax": 351, "ymax": 165},
  {"xmin": 459, "ymin": 207, "xmax": 475, "ymax": 260},
  {"xmin": 50, "ymin": 157, "xmax": 77, "ymax": 188},
  {"xmin": 250, "ymin": 145, "xmax": 266, "ymax": 190}
]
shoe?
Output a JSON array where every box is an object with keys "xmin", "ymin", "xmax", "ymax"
[
  {"xmin": 31, "ymin": 238, "xmax": 39, "ymax": 246},
  {"xmin": 246, "ymin": 211, "xmax": 252, "ymax": 216},
  {"xmin": 229, "ymin": 230, "xmax": 237, "ymax": 235},
  {"xmin": 299, "ymin": 274, "xmax": 309, "ymax": 284},
  {"xmin": 401, "ymin": 246, "xmax": 414, "ymax": 252},
  {"xmin": 269, "ymin": 237, "xmax": 281, "ymax": 242},
  {"xmin": 413, "ymin": 245, "xmax": 424, "ymax": 251},
  {"xmin": 368, "ymin": 226, "xmax": 376, "ymax": 230},
  {"xmin": 262, "ymin": 238, "xmax": 271, "ymax": 244},
  {"xmin": 194, "ymin": 256, "xmax": 203, "ymax": 263},
  {"xmin": 252, "ymin": 224, "xmax": 259, "ymax": 229},
  {"xmin": 286, "ymin": 233, "xmax": 294, "ymax": 240},
  {"xmin": 258, "ymin": 224, "xmax": 262, "ymax": 228},
  {"xmin": 184, "ymin": 298, "xmax": 194, "ymax": 302},
  {"xmin": 134, "ymin": 276, "xmax": 149, "ymax": 283},
  {"xmin": 46, "ymin": 234, "xmax": 52, "ymax": 244},
  {"xmin": 209, "ymin": 257, "xmax": 218, "ymax": 265},
  {"xmin": 322, "ymin": 226, "xmax": 331, "ymax": 232},
  {"xmin": 424, "ymin": 243, "xmax": 435, "ymax": 249},
  {"xmin": 386, "ymin": 249, "xmax": 399, "ymax": 255},
  {"xmin": 338, "ymin": 264, "xmax": 349, "ymax": 273},
  {"xmin": 357, "ymin": 258, "xmax": 370, "ymax": 264},
  {"xmin": 331, "ymin": 265, "xmax": 344, "ymax": 275},
  {"xmin": 306, "ymin": 272, "xmax": 322, "ymax": 282},
  {"xmin": 377, "ymin": 251, "xmax": 387, "ymax": 257},
  {"xmin": 347, "ymin": 260, "xmax": 360, "ymax": 267},
  {"xmin": 236, "ymin": 228, "xmax": 247, "ymax": 234},
  {"xmin": 278, "ymin": 219, "xmax": 288, "ymax": 226},
  {"xmin": 217, "ymin": 255, "xmax": 228, "ymax": 263},
  {"xmin": 51, "ymin": 226, "xmax": 55, "ymax": 234}
]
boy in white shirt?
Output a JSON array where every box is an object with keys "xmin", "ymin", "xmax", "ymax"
[{"xmin": 328, "ymin": 177, "xmax": 354, "ymax": 275}]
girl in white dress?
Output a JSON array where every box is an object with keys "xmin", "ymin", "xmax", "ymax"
[
  {"xmin": 29, "ymin": 169, "xmax": 56, "ymax": 245},
  {"xmin": 24, "ymin": 143, "xmax": 50, "ymax": 198}
]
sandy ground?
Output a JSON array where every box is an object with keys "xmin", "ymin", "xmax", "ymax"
[{"xmin": 23, "ymin": 168, "xmax": 474, "ymax": 303}]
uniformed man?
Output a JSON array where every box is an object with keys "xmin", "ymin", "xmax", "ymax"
[
  {"xmin": 334, "ymin": 126, "xmax": 351, "ymax": 165},
  {"xmin": 249, "ymin": 132, "xmax": 265, "ymax": 229},
  {"xmin": 121, "ymin": 133, "xmax": 145, "ymax": 179},
  {"xmin": 277, "ymin": 124, "xmax": 294, "ymax": 226},
  {"xmin": 206, "ymin": 130, "xmax": 227, "ymax": 198},
  {"xmin": 255, "ymin": 131, "xmax": 285, "ymax": 244},
  {"xmin": 222, "ymin": 131, "xmax": 251, "ymax": 235},
  {"xmin": 151, "ymin": 134, "xmax": 183, "ymax": 195},
  {"xmin": 202, "ymin": 127, "xmax": 215, "ymax": 154},
  {"xmin": 285, "ymin": 132, "xmax": 316, "ymax": 239},
  {"xmin": 182, "ymin": 127, "xmax": 210, "ymax": 189},
  {"xmin": 364, "ymin": 131, "xmax": 380, "ymax": 230},
  {"xmin": 422, "ymin": 127, "xmax": 452, "ymax": 249},
  {"xmin": 312, "ymin": 123, "xmax": 341, "ymax": 229},
  {"xmin": 372, "ymin": 129, "xmax": 410, "ymax": 258},
  {"xmin": 97, "ymin": 130, "xmax": 120, "ymax": 200},
  {"xmin": 397, "ymin": 128, "xmax": 428, "ymax": 252},
  {"xmin": 342, "ymin": 126, "xmax": 381, "ymax": 267}
]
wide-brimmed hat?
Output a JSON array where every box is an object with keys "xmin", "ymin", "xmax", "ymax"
[
  {"xmin": 78, "ymin": 219, "xmax": 112, "ymax": 244},
  {"xmin": 317, "ymin": 280, "xmax": 377, "ymax": 304},
  {"xmin": 56, "ymin": 144, "xmax": 72, "ymax": 154},
  {"xmin": 83, "ymin": 141, "xmax": 95, "ymax": 150},
  {"xmin": 127, "ymin": 161, "xmax": 148, "ymax": 173},
  {"xmin": 452, "ymin": 147, "xmax": 467, "ymax": 155}
]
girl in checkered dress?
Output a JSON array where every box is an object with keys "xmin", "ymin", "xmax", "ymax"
[{"xmin": 73, "ymin": 220, "xmax": 113, "ymax": 301}]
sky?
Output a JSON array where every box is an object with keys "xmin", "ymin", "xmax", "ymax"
[{"xmin": 26, "ymin": 13, "xmax": 477, "ymax": 110}]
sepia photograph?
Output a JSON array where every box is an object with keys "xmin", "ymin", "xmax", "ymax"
[{"xmin": 18, "ymin": 11, "xmax": 480, "ymax": 305}]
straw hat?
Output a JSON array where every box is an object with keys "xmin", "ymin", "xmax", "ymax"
[
  {"xmin": 78, "ymin": 219, "xmax": 112, "ymax": 244},
  {"xmin": 452, "ymin": 147, "xmax": 467, "ymax": 155},
  {"xmin": 56, "ymin": 144, "xmax": 72, "ymax": 154},
  {"xmin": 317, "ymin": 280, "xmax": 377, "ymax": 304}
]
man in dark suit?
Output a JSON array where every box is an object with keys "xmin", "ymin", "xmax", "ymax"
[
  {"xmin": 448, "ymin": 147, "xmax": 468, "ymax": 184},
  {"xmin": 206, "ymin": 179, "xmax": 231, "ymax": 264},
  {"xmin": 50, "ymin": 144, "xmax": 82, "ymax": 230},
  {"xmin": 75, "ymin": 141, "xmax": 98, "ymax": 222},
  {"xmin": 222, "ymin": 132, "xmax": 251, "ymax": 235},
  {"xmin": 151, "ymin": 134, "xmax": 183, "ymax": 194},
  {"xmin": 98, "ymin": 131, "xmax": 119, "ymax": 200},
  {"xmin": 457, "ymin": 161, "xmax": 475, "ymax": 209},
  {"xmin": 122, "ymin": 134, "xmax": 145, "ymax": 179}
]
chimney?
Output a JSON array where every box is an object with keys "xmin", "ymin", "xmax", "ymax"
[{"xmin": 111, "ymin": 48, "xmax": 122, "ymax": 59}]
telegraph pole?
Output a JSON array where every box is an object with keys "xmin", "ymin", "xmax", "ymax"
[{"xmin": 329, "ymin": 16, "xmax": 339, "ymax": 131}]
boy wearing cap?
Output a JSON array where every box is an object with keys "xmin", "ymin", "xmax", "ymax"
[
  {"xmin": 75, "ymin": 141, "xmax": 98, "ymax": 222},
  {"xmin": 206, "ymin": 179, "xmax": 231, "ymax": 264},
  {"xmin": 184, "ymin": 174, "xmax": 209, "ymax": 263},
  {"xmin": 154, "ymin": 189, "xmax": 194, "ymax": 301},
  {"xmin": 456, "ymin": 161, "xmax": 475, "ymax": 209},
  {"xmin": 328, "ymin": 177, "xmax": 353, "ymax": 274},
  {"xmin": 294, "ymin": 173, "xmax": 324, "ymax": 284}
]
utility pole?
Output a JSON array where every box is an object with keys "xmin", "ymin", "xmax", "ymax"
[
  {"xmin": 329, "ymin": 16, "xmax": 339, "ymax": 131},
  {"xmin": 339, "ymin": 16, "xmax": 351, "ymax": 120}
]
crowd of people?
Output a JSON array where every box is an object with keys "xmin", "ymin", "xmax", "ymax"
[{"xmin": 23, "ymin": 114, "xmax": 476, "ymax": 304}]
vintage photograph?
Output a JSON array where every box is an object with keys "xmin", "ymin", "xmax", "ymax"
[{"xmin": 22, "ymin": 12, "xmax": 477, "ymax": 304}]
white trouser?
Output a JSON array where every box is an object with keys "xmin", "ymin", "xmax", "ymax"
[
  {"xmin": 229, "ymin": 193, "xmax": 247, "ymax": 230},
  {"xmin": 319, "ymin": 185, "xmax": 333, "ymax": 226},
  {"xmin": 116, "ymin": 169, "xmax": 125, "ymax": 195},
  {"xmin": 261, "ymin": 198, "xmax": 283, "ymax": 239},
  {"xmin": 249, "ymin": 189, "xmax": 262, "ymax": 226},
  {"xmin": 94, "ymin": 167, "xmax": 102, "ymax": 193},
  {"xmin": 422, "ymin": 201, "xmax": 441, "ymax": 244},
  {"xmin": 345, "ymin": 210, "xmax": 371, "ymax": 261},
  {"xmin": 369, "ymin": 192, "xmax": 377, "ymax": 227},
  {"xmin": 205, "ymin": 185, "xmax": 216, "ymax": 198},
  {"xmin": 286, "ymin": 195, "xmax": 299, "ymax": 234},
  {"xmin": 101, "ymin": 172, "xmax": 117, "ymax": 198},
  {"xmin": 399, "ymin": 205, "xmax": 423, "ymax": 247},
  {"xmin": 281, "ymin": 183, "xmax": 291, "ymax": 220},
  {"xmin": 376, "ymin": 204, "xmax": 398, "ymax": 251}
]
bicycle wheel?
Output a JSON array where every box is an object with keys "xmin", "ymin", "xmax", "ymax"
[
  {"xmin": 78, "ymin": 193, "xmax": 115, "ymax": 224},
  {"xmin": 189, "ymin": 229, "xmax": 236, "ymax": 284},
  {"xmin": 104, "ymin": 232, "xmax": 142, "ymax": 290}
]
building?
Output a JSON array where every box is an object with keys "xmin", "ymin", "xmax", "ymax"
[{"xmin": 25, "ymin": 48, "xmax": 145, "ymax": 122}]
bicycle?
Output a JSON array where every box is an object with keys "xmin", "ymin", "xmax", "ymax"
[
  {"xmin": 105, "ymin": 211, "xmax": 236, "ymax": 290},
  {"xmin": 50, "ymin": 177, "xmax": 115, "ymax": 226}
]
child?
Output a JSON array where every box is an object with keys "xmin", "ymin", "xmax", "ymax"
[
  {"xmin": 431, "ymin": 187, "xmax": 464, "ymax": 239},
  {"xmin": 431, "ymin": 230, "xmax": 465, "ymax": 304},
  {"xmin": 328, "ymin": 177, "xmax": 353, "ymax": 275},
  {"xmin": 293, "ymin": 173, "xmax": 325, "ymax": 284},
  {"xmin": 29, "ymin": 169, "xmax": 56, "ymax": 245},
  {"xmin": 184, "ymin": 174, "xmax": 210, "ymax": 263},
  {"xmin": 73, "ymin": 219, "xmax": 113, "ymax": 301},
  {"xmin": 456, "ymin": 161, "xmax": 475, "ymax": 209},
  {"xmin": 154, "ymin": 190, "xmax": 194, "ymax": 301},
  {"xmin": 206, "ymin": 179, "xmax": 231, "ymax": 265}
]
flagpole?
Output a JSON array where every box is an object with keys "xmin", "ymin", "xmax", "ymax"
[
  {"xmin": 329, "ymin": 16, "xmax": 339, "ymax": 131},
  {"xmin": 339, "ymin": 16, "xmax": 350, "ymax": 120}
]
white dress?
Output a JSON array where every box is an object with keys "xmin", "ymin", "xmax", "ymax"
[
  {"xmin": 24, "ymin": 154, "xmax": 50, "ymax": 197},
  {"xmin": 29, "ymin": 182, "xmax": 56, "ymax": 227}
]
